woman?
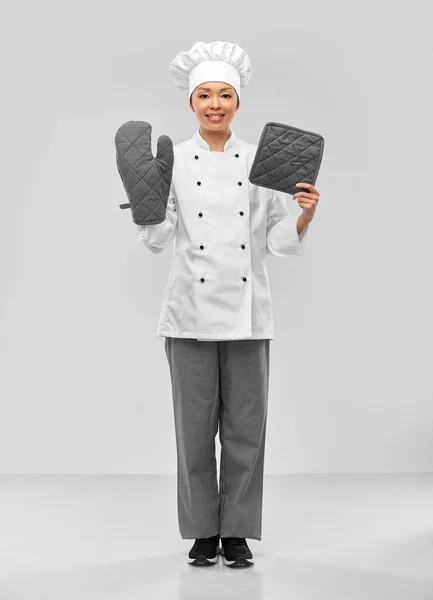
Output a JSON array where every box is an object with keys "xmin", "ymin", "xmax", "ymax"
[{"xmin": 137, "ymin": 40, "xmax": 319, "ymax": 568}]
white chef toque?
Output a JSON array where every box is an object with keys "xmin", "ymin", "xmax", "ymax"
[{"xmin": 169, "ymin": 40, "xmax": 252, "ymax": 103}]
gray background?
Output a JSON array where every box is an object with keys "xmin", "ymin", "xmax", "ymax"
[{"xmin": 1, "ymin": 0, "xmax": 432, "ymax": 474}]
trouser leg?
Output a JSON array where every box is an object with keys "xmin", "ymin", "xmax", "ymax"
[
  {"xmin": 164, "ymin": 337, "xmax": 220, "ymax": 539},
  {"xmin": 218, "ymin": 339, "xmax": 270, "ymax": 541}
]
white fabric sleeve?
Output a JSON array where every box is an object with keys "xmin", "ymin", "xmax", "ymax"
[
  {"xmin": 266, "ymin": 189, "xmax": 309, "ymax": 257},
  {"xmin": 136, "ymin": 183, "xmax": 178, "ymax": 254}
]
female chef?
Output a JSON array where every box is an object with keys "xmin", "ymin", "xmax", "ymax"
[{"xmin": 137, "ymin": 40, "xmax": 319, "ymax": 568}]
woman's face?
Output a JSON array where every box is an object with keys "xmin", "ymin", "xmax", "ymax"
[{"xmin": 190, "ymin": 82, "xmax": 239, "ymax": 132}]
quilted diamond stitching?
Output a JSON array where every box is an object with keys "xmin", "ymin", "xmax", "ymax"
[
  {"xmin": 248, "ymin": 122, "xmax": 324, "ymax": 195},
  {"xmin": 115, "ymin": 121, "xmax": 173, "ymax": 224}
]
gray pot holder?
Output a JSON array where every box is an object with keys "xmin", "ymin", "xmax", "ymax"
[{"xmin": 248, "ymin": 122, "xmax": 324, "ymax": 195}]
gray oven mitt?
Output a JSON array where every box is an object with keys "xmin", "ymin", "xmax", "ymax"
[
  {"xmin": 248, "ymin": 121, "xmax": 324, "ymax": 195},
  {"xmin": 115, "ymin": 121, "xmax": 174, "ymax": 226}
]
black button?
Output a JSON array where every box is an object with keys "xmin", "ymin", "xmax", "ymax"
[
  {"xmin": 241, "ymin": 244, "xmax": 245, "ymax": 249},
  {"xmin": 194, "ymin": 155, "xmax": 199, "ymax": 159},
  {"xmin": 199, "ymin": 212, "xmax": 203, "ymax": 217},
  {"xmin": 238, "ymin": 181, "xmax": 242, "ymax": 186},
  {"xmin": 242, "ymin": 277, "xmax": 247, "ymax": 282},
  {"xmin": 197, "ymin": 181, "xmax": 202, "ymax": 186},
  {"xmin": 200, "ymin": 245, "xmax": 204, "ymax": 250},
  {"xmin": 200, "ymin": 277, "xmax": 205, "ymax": 283},
  {"xmin": 239, "ymin": 211, "xmax": 244, "ymax": 216},
  {"xmin": 235, "ymin": 153, "xmax": 239, "ymax": 157}
]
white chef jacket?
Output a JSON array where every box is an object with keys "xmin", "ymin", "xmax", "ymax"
[{"xmin": 136, "ymin": 128, "xmax": 309, "ymax": 341}]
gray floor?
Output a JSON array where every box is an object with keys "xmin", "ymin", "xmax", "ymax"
[{"xmin": 0, "ymin": 474, "xmax": 432, "ymax": 599}]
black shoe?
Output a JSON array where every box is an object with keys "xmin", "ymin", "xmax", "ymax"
[
  {"xmin": 220, "ymin": 537, "xmax": 254, "ymax": 568},
  {"xmin": 188, "ymin": 534, "xmax": 220, "ymax": 566}
]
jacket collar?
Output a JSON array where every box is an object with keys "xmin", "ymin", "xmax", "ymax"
[{"xmin": 193, "ymin": 128, "xmax": 237, "ymax": 152}]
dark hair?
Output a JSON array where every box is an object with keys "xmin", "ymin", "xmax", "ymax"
[{"xmin": 190, "ymin": 91, "xmax": 240, "ymax": 109}]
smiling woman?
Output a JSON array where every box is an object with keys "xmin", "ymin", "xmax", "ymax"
[
  {"xmin": 156, "ymin": 40, "xmax": 298, "ymax": 568},
  {"xmin": 170, "ymin": 40, "xmax": 250, "ymax": 151},
  {"xmin": 188, "ymin": 82, "xmax": 240, "ymax": 151}
]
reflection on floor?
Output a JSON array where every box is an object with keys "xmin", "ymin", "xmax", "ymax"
[{"xmin": 0, "ymin": 474, "xmax": 432, "ymax": 599}]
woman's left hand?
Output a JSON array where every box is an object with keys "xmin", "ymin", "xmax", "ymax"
[{"xmin": 293, "ymin": 183, "xmax": 320, "ymax": 223}]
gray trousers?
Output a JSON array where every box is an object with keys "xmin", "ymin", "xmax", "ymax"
[{"xmin": 164, "ymin": 337, "xmax": 270, "ymax": 541}]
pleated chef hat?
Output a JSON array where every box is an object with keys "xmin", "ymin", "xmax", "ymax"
[{"xmin": 169, "ymin": 40, "xmax": 252, "ymax": 102}]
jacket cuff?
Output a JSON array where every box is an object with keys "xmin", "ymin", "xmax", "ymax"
[{"xmin": 267, "ymin": 213, "xmax": 309, "ymax": 257}]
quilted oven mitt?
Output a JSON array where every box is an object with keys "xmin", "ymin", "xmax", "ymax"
[
  {"xmin": 115, "ymin": 121, "xmax": 174, "ymax": 226},
  {"xmin": 248, "ymin": 122, "xmax": 324, "ymax": 196}
]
